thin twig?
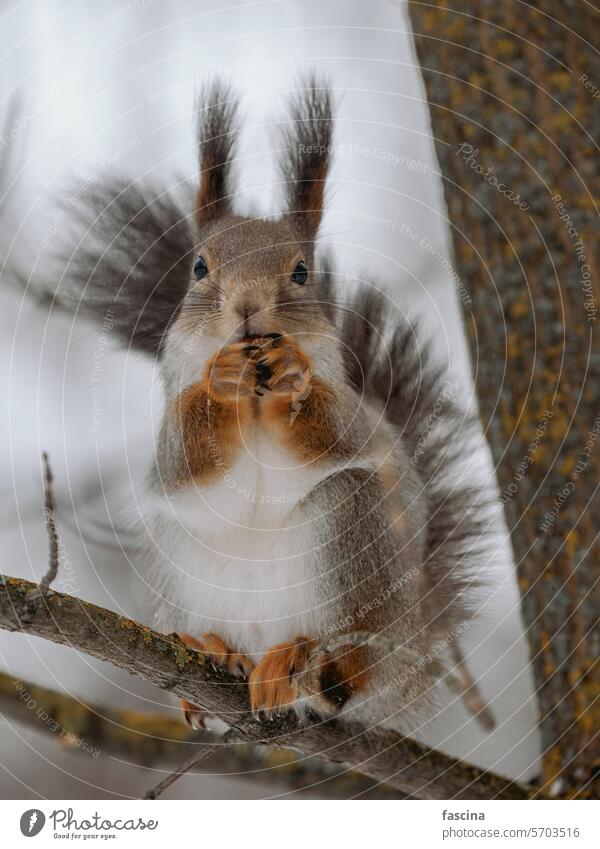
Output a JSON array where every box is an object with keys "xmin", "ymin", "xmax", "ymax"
[
  {"xmin": 22, "ymin": 453, "xmax": 61, "ymax": 620},
  {"xmin": 143, "ymin": 732, "xmax": 234, "ymax": 799},
  {"xmin": 38, "ymin": 451, "xmax": 60, "ymax": 596}
]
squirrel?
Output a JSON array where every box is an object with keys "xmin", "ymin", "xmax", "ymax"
[{"xmin": 41, "ymin": 77, "xmax": 490, "ymax": 730}]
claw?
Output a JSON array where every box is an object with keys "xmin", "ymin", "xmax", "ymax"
[{"xmin": 255, "ymin": 361, "xmax": 272, "ymax": 380}]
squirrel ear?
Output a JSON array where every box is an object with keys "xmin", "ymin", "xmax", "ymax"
[
  {"xmin": 195, "ymin": 79, "xmax": 240, "ymax": 228},
  {"xmin": 279, "ymin": 76, "xmax": 333, "ymax": 244}
]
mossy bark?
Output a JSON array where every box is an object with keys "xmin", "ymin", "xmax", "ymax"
[{"xmin": 408, "ymin": 0, "xmax": 599, "ymax": 798}]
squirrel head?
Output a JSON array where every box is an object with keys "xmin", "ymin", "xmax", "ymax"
[
  {"xmin": 51, "ymin": 77, "xmax": 338, "ymax": 363},
  {"xmin": 173, "ymin": 77, "xmax": 336, "ymax": 346}
]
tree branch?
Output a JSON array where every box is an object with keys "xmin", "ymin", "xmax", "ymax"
[
  {"xmin": 0, "ymin": 575, "xmax": 529, "ymax": 799},
  {"xmin": 0, "ymin": 670, "xmax": 403, "ymax": 798}
]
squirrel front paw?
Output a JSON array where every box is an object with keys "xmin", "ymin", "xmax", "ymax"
[
  {"xmin": 204, "ymin": 336, "xmax": 312, "ymax": 407},
  {"xmin": 205, "ymin": 342, "xmax": 261, "ymax": 401},
  {"xmin": 253, "ymin": 336, "xmax": 312, "ymax": 399},
  {"xmin": 248, "ymin": 638, "xmax": 367, "ymax": 720}
]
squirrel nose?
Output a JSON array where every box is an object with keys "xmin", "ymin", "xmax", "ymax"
[{"xmin": 235, "ymin": 300, "xmax": 259, "ymax": 320}]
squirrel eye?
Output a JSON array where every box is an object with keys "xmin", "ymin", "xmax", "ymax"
[
  {"xmin": 291, "ymin": 261, "xmax": 308, "ymax": 285},
  {"xmin": 193, "ymin": 256, "xmax": 209, "ymax": 281}
]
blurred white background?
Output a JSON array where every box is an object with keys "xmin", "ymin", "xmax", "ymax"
[{"xmin": 0, "ymin": 0, "xmax": 540, "ymax": 798}]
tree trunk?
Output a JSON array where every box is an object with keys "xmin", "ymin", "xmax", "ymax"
[{"xmin": 408, "ymin": 0, "xmax": 599, "ymax": 798}]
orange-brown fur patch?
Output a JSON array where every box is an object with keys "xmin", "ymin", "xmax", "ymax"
[
  {"xmin": 173, "ymin": 386, "xmax": 241, "ymax": 485},
  {"xmin": 261, "ymin": 376, "xmax": 350, "ymax": 463}
]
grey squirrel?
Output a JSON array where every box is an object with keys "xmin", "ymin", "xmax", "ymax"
[{"xmin": 44, "ymin": 77, "xmax": 490, "ymax": 729}]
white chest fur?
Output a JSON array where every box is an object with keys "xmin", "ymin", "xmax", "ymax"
[{"xmin": 140, "ymin": 432, "xmax": 330, "ymax": 661}]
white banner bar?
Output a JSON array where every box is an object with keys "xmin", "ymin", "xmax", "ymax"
[{"xmin": 1, "ymin": 799, "xmax": 597, "ymax": 848}]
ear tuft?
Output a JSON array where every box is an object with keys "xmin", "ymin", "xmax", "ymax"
[
  {"xmin": 279, "ymin": 75, "xmax": 333, "ymax": 244},
  {"xmin": 195, "ymin": 79, "xmax": 240, "ymax": 227}
]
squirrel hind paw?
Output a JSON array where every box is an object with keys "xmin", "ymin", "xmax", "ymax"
[
  {"xmin": 180, "ymin": 699, "xmax": 208, "ymax": 730},
  {"xmin": 295, "ymin": 650, "xmax": 357, "ymax": 720},
  {"xmin": 248, "ymin": 639, "xmax": 368, "ymax": 722},
  {"xmin": 178, "ymin": 632, "xmax": 253, "ymax": 679}
]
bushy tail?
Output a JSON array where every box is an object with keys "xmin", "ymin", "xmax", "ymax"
[
  {"xmin": 335, "ymin": 283, "xmax": 493, "ymax": 636},
  {"xmin": 38, "ymin": 176, "xmax": 195, "ymax": 358}
]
